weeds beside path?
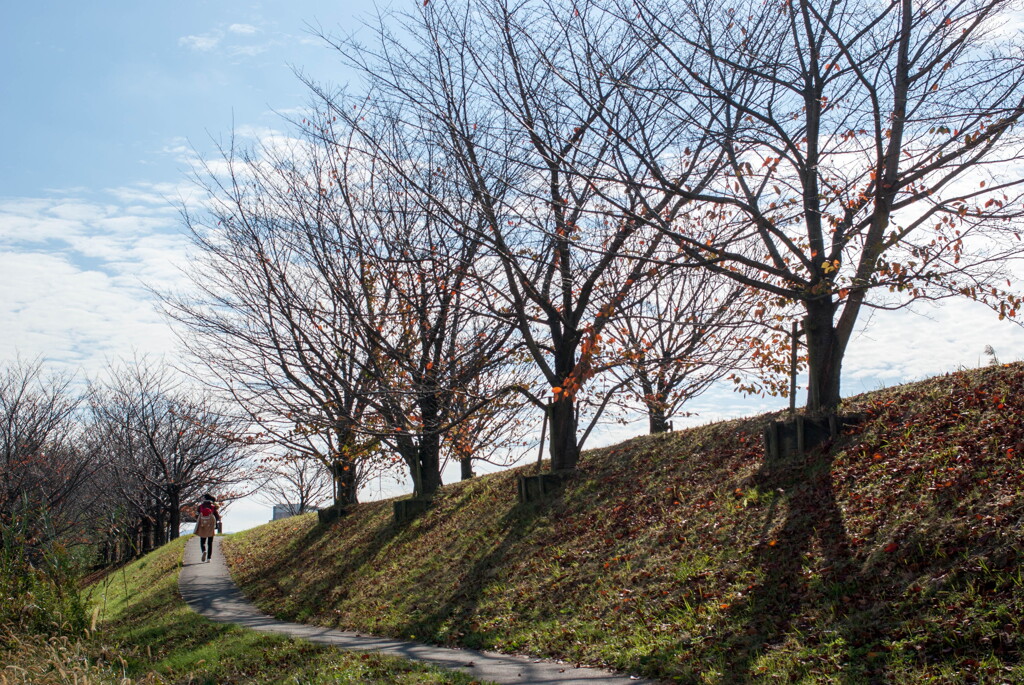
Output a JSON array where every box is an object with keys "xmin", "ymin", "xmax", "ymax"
[{"xmin": 3, "ymin": 536, "xmax": 496, "ymax": 684}]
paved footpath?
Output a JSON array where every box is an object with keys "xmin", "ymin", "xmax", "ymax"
[{"xmin": 179, "ymin": 536, "xmax": 659, "ymax": 684}]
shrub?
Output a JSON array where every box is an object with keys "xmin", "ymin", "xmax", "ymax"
[{"xmin": 1, "ymin": 507, "xmax": 90, "ymax": 641}]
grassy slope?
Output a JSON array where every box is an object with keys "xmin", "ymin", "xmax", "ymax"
[
  {"xmin": 225, "ymin": 363, "xmax": 1024, "ymax": 684},
  {"xmin": 3, "ymin": 536, "xmax": 491, "ymax": 684}
]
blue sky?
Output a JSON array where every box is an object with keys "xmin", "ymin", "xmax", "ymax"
[
  {"xmin": 0, "ymin": 0, "xmax": 379, "ymax": 375},
  {"xmin": 1, "ymin": 0, "xmax": 382, "ymax": 529},
  {"xmin": 1, "ymin": 1, "xmax": 377, "ymax": 196},
  {"xmin": 4, "ymin": 1, "xmax": 1024, "ymax": 531}
]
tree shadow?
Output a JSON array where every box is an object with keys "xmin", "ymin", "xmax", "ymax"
[
  {"xmin": 719, "ymin": 439, "xmax": 898, "ymax": 684},
  {"xmin": 405, "ymin": 496, "xmax": 552, "ymax": 649},
  {"xmin": 229, "ymin": 510, "xmax": 407, "ymax": 615}
]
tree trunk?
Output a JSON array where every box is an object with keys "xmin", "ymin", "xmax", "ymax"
[
  {"xmin": 333, "ymin": 460, "xmax": 359, "ymax": 506},
  {"xmin": 638, "ymin": 375, "xmax": 670, "ymax": 434},
  {"xmin": 140, "ymin": 517, "xmax": 152, "ymax": 554},
  {"xmin": 416, "ymin": 391, "xmax": 443, "ymax": 497},
  {"xmin": 460, "ymin": 457, "xmax": 474, "ymax": 480},
  {"xmin": 332, "ymin": 428, "xmax": 361, "ymax": 507},
  {"xmin": 548, "ymin": 396, "xmax": 580, "ymax": 471},
  {"xmin": 154, "ymin": 508, "xmax": 166, "ymax": 546},
  {"xmin": 417, "ymin": 431, "xmax": 442, "ymax": 496},
  {"xmin": 803, "ymin": 300, "xmax": 845, "ymax": 414},
  {"xmin": 648, "ymin": 407, "xmax": 671, "ymax": 434},
  {"xmin": 167, "ymin": 489, "xmax": 181, "ymax": 541}
]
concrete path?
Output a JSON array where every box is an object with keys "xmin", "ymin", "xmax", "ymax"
[{"xmin": 179, "ymin": 536, "xmax": 658, "ymax": 684}]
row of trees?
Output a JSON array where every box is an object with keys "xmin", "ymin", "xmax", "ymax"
[
  {"xmin": 168, "ymin": 0, "xmax": 1024, "ymax": 501},
  {"xmin": 0, "ymin": 358, "xmax": 253, "ymax": 564},
  {"xmin": 7, "ymin": 0, "xmax": 1024, "ymax": 547},
  {"xmin": 168, "ymin": 93, "xmax": 768, "ymax": 497}
]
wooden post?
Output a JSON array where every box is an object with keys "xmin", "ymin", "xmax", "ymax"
[
  {"xmin": 536, "ymin": 406, "xmax": 548, "ymax": 473},
  {"xmin": 789, "ymin": 320, "xmax": 801, "ymax": 414},
  {"xmin": 763, "ymin": 421, "xmax": 780, "ymax": 461},
  {"xmin": 796, "ymin": 415, "xmax": 806, "ymax": 457}
]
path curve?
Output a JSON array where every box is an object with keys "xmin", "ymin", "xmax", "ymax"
[{"xmin": 179, "ymin": 536, "xmax": 658, "ymax": 684}]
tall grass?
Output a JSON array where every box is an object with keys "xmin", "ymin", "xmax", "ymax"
[
  {"xmin": 1, "ymin": 505, "xmax": 90, "ymax": 641},
  {"xmin": 0, "ymin": 632, "xmax": 138, "ymax": 684}
]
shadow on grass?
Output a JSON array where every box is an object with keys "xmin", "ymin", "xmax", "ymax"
[
  {"xmin": 404, "ymin": 494, "xmax": 554, "ymax": 649},
  {"xmin": 721, "ymin": 445, "xmax": 855, "ymax": 682},
  {"xmin": 716, "ymin": 438, "xmax": 928, "ymax": 684},
  {"xmin": 229, "ymin": 510, "xmax": 408, "ymax": 619}
]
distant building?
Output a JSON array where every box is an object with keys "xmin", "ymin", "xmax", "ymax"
[{"xmin": 271, "ymin": 503, "xmax": 302, "ymax": 521}]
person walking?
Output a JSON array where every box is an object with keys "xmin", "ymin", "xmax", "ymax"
[{"xmin": 194, "ymin": 494, "xmax": 221, "ymax": 563}]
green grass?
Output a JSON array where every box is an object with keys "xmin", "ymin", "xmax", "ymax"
[
  {"xmin": 224, "ymin": 363, "xmax": 1024, "ymax": 684},
  {"xmin": 3, "ymin": 536, "xmax": 492, "ymax": 684}
]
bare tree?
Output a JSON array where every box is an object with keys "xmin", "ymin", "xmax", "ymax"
[
  {"xmin": 166, "ymin": 136, "xmax": 386, "ymax": 508},
  {"xmin": 0, "ymin": 358, "xmax": 95, "ymax": 546},
  {"xmin": 588, "ymin": 0, "xmax": 1024, "ymax": 412},
  {"xmin": 89, "ymin": 358, "xmax": 253, "ymax": 543},
  {"xmin": 171, "ymin": 120, "xmax": 526, "ymax": 500},
  {"xmin": 298, "ymin": 108, "xmax": 528, "ymax": 497},
  {"xmin": 253, "ymin": 454, "xmax": 333, "ymax": 515},
  {"xmin": 607, "ymin": 257, "xmax": 780, "ymax": 433},
  {"xmin": 316, "ymin": 0, "xmax": 684, "ymax": 472}
]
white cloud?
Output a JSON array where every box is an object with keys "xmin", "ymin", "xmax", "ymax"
[
  {"xmin": 0, "ymin": 250, "xmax": 177, "ymax": 374},
  {"xmin": 46, "ymin": 201, "xmax": 113, "ymax": 223},
  {"xmin": 228, "ymin": 44, "xmax": 270, "ymax": 58},
  {"xmin": 233, "ymin": 124, "xmax": 287, "ymax": 142},
  {"xmin": 0, "ymin": 188, "xmax": 192, "ymax": 377},
  {"xmin": 159, "ymin": 138, "xmax": 202, "ymax": 168},
  {"xmin": 0, "ymin": 208, "xmax": 80, "ymax": 244},
  {"xmin": 179, "ymin": 32, "xmax": 222, "ymax": 52},
  {"xmin": 842, "ymin": 299, "xmax": 1024, "ymax": 389},
  {"xmin": 228, "ymin": 23, "xmax": 260, "ymax": 35},
  {"xmin": 104, "ymin": 182, "xmax": 184, "ymax": 208},
  {"xmin": 178, "ymin": 23, "xmax": 279, "ymax": 60}
]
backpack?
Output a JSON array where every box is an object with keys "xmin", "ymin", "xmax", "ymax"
[{"xmin": 195, "ymin": 506, "xmax": 216, "ymax": 534}]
